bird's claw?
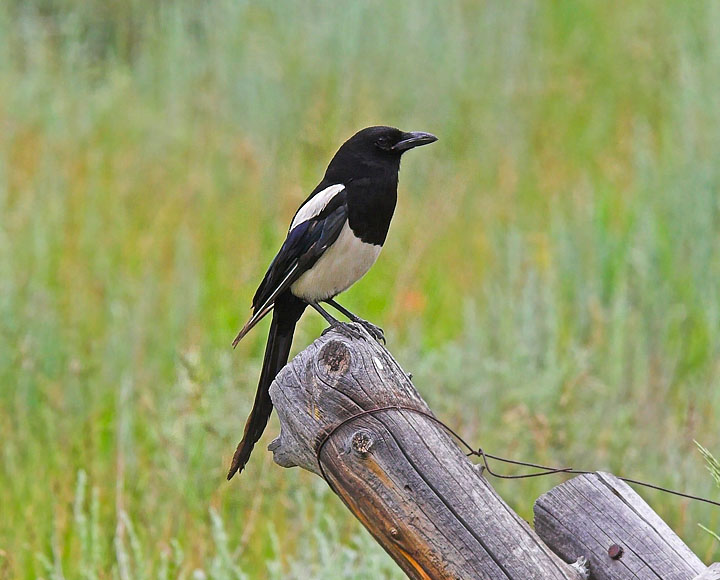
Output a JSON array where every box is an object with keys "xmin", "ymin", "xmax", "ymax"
[
  {"xmin": 322, "ymin": 322, "xmax": 364, "ymax": 341},
  {"xmin": 357, "ymin": 320, "xmax": 385, "ymax": 343},
  {"xmin": 322, "ymin": 321, "xmax": 384, "ymax": 343}
]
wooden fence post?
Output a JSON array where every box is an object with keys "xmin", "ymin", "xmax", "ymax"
[
  {"xmin": 267, "ymin": 323, "xmax": 583, "ymax": 579},
  {"xmin": 261, "ymin": 323, "xmax": 716, "ymax": 579},
  {"xmin": 534, "ymin": 472, "xmax": 719, "ymax": 580}
]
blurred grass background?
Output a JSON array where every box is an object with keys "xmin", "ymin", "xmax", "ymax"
[{"xmin": 1, "ymin": 0, "xmax": 720, "ymax": 577}]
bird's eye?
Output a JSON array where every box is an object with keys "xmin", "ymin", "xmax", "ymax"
[{"xmin": 375, "ymin": 136, "xmax": 392, "ymax": 151}]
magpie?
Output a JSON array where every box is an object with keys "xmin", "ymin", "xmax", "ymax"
[{"xmin": 227, "ymin": 126, "xmax": 437, "ymax": 479}]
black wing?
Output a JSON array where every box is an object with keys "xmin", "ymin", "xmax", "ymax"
[{"xmin": 232, "ymin": 191, "xmax": 348, "ymax": 346}]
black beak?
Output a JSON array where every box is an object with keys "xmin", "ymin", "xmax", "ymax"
[{"xmin": 392, "ymin": 131, "xmax": 438, "ymax": 152}]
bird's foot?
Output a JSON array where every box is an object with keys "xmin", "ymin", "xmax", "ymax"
[
  {"xmin": 321, "ymin": 324, "xmax": 336, "ymax": 337},
  {"xmin": 355, "ymin": 319, "xmax": 385, "ymax": 343},
  {"xmin": 322, "ymin": 321, "xmax": 365, "ymax": 341},
  {"xmin": 321, "ymin": 320, "xmax": 385, "ymax": 343}
]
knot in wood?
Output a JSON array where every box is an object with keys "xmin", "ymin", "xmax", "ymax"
[
  {"xmin": 351, "ymin": 430, "xmax": 374, "ymax": 456},
  {"xmin": 319, "ymin": 340, "xmax": 350, "ymax": 375},
  {"xmin": 387, "ymin": 526, "xmax": 403, "ymax": 543}
]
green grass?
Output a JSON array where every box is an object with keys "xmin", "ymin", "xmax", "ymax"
[{"xmin": 1, "ymin": 0, "xmax": 720, "ymax": 577}]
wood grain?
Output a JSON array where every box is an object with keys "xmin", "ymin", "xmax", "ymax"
[{"xmin": 534, "ymin": 471, "xmax": 707, "ymax": 580}]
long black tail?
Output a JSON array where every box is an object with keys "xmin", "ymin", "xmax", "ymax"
[{"xmin": 227, "ymin": 294, "xmax": 306, "ymax": 480}]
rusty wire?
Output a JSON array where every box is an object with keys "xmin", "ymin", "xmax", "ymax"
[{"xmin": 315, "ymin": 404, "xmax": 720, "ymax": 508}]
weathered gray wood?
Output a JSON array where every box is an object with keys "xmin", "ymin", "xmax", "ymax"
[
  {"xmin": 269, "ymin": 323, "xmax": 582, "ymax": 580},
  {"xmin": 693, "ymin": 563, "xmax": 720, "ymax": 580},
  {"xmin": 534, "ymin": 471, "xmax": 707, "ymax": 580}
]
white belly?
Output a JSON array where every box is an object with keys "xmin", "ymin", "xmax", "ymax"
[{"xmin": 290, "ymin": 222, "xmax": 381, "ymax": 301}]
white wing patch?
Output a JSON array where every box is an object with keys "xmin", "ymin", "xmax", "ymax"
[{"xmin": 290, "ymin": 184, "xmax": 345, "ymax": 231}]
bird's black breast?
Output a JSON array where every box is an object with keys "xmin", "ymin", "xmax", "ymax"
[{"xmin": 344, "ymin": 175, "xmax": 398, "ymax": 246}]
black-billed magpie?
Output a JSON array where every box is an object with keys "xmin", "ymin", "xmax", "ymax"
[{"xmin": 227, "ymin": 126, "xmax": 437, "ymax": 479}]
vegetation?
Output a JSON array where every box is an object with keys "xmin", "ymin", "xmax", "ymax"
[
  {"xmin": 697, "ymin": 443, "xmax": 720, "ymax": 543},
  {"xmin": 1, "ymin": 0, "xmax": 719, "ymax": 577}
]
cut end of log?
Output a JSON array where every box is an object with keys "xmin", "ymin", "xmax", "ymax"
[{"xmin": 267, "ymin": 325, "xmax": 370, "ymax": 476}]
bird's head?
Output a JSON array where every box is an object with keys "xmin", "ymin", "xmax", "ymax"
[{"xmin": 325, "ymin": 126, "xmax": 437, "ymax": 180}]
